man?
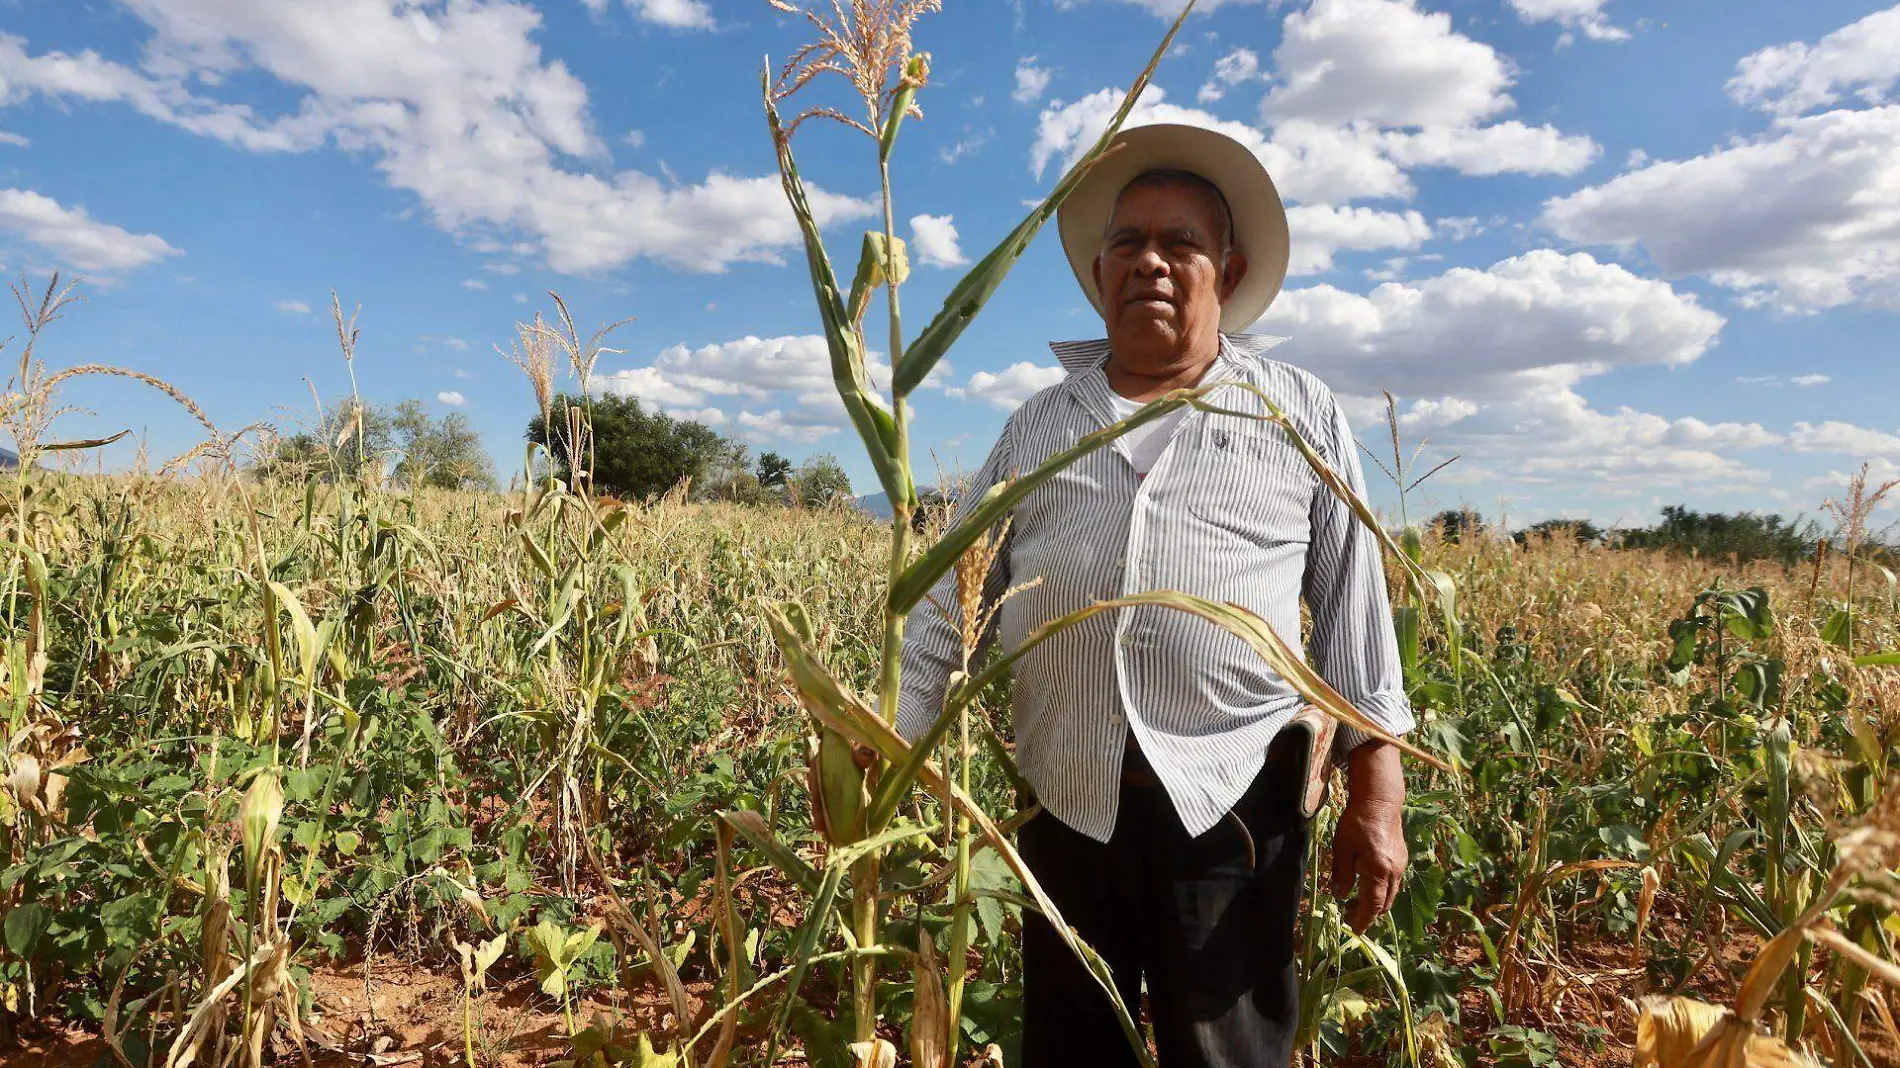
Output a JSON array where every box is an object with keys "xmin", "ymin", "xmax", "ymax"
[{"xmin": 895, "ymin": 124, "xmax": 1413, "ymax": 1067}]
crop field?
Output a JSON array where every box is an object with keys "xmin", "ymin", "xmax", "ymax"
[
  {"xmin": 4, "ymin": 3, "xmax": 1900, "ymax": 1068},
  {"xmin": 1, "ymin": 438, "xmax": 1898, "ymax": 1068}
]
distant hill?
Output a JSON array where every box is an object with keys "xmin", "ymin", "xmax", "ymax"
[
  {"xmin": 0, "ymin": 448, "xmax": 16, "ymax": 470},
  {"xmin": 854, "ymin": 484, "xmax": 941, "ymax": 519}
]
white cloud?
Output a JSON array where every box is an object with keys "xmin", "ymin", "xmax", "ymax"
[
  {"xmin": 437, "ymin": 390, "xmax": 467, "ymax": 406},
  {"xmin": 1728, "ymin": 6, "xmax": 1900, "ymax": 117},
  {"xmin": 1259, "ymin": 249, "xmax": 1725, "ymax": 399},
  {"xmin": 622, "ymin": 0, "xmax": 715, "ymax": 30},
  {"xmin": 1284, "ymin": 204, "xmax": 1431, "ymax": 275},
  {"xmin": 440, "ymin": 337, "xmax": 470, "ymax": 350},
  {"xmin": 1542, "ymin": 106, "xmax": 1900, "ymax": 311},
  {"xmin": 587, "ymin": 334, "xmax": 950, "ymax": 439},
  {"xmin": 454, "ymin": 368, "xmax": 473, "ymax": 379},
  {"xmin": 484, "ymin": 263, "xmax": 521, "ymax": 275},
  {"xmin": 1786, "ymin": 421, "xmax": 1900, "ymax": 456},
  {"xmin": 0, "ymin": 131, "xmax": 27, "ymax": 147},
  {"xmin": 622, "ymin": 129, "xmax": 645, "ymax": 148},
  {"xmin": 1262, "ymin": 0, "xmax": 1513, "ymax": 129},
  {"xmin": 274, "ymin": 298, "xmax": 311, "ymax": 314},
  {"xmin": 1506, "ymin": 0, "xmax": 1629, "ymax": 43},
  {"xmin": 1380, "ymin": 121, "xmax": 1598, "ymax": 177},
  {"xmin": 1791, "ymin": 373, "xmax": 1832, "ymax": 387},
  {"xmin": 1436, "ymin": 216, "xmax": 1484, "ymax": 241},
  {"xmin": 462, "ymin": 278, "xmax": 488, "ymax": 290},
  {"xmin": 949, "ymin": 362, "xmax": 1067, "ymax": 410},
  {"xmin": 909, "ymin": 213, "xmax": 968, "ymax": 267},
  {"xmin": 1032, "ymin": 84, "xmax": 1595, "ymax": 207},
  {"xmin": 666, "ymin": 406, "xmax": 726, "ymax": 426},
  {"xmin": 0, "ymin": 5, "xmax": 871, "ymax": 275},
  {"xmin": 1198, "ymin": 47, "xmax": 1262, "ymax": 104},
  {"xmin": 0, "ymin": 188, "xmax": 180, "ymax": 272},
  {"xmin": 1013, "ymin": 57, "xmax": 1052, "ymax": 104},
  {"xmin": 737, "ymin": 409, "xmax": 837, "ymax": 443}
]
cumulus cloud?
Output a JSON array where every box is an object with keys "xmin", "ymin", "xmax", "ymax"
[
  {"xmin": 1541, "ymin": 106, "xmax": 1900, "ymax": 311},
  {"xmin": 909, "ymin": 213, "xmax": 968, "ymax": 267},
  {"xmin": 0, "ymin": 4, "xmax": 870, "ymax": 275},
  {"xmin": 587, "ymin": 334, "xmax": 950, "ymax": 441},
  {"xmin": 1728, "ymin": 5, "xmax": 1900, "ymax": 117},
  {"xmin": 1792, "ymin": 373, "xmax": 1832, "ymax": 387},
  {"xmin": 1786, "ymin": 421, "xmax": 1900, "ymax": 456},
  {"xmin": 437, "ymin": 390, "xmax": 467, "ymax": 406},
  {"xmin": 0, "ymin": 188, "xmax": 180, "ymax": 272},
  {"xmin": 948, "ymin": 362, "xmax": 1067, "ymax": 410},
  {"xmin": 274, "ymin": 298, "xmax": 311, "ymax": 314},
  {"xmin": 1013, "ymin": 56, "xmax": 1052, "ymax": 104},
  {"xmin": 1260, "ymin": 249, "xmax": 1726, "ymax": 399},
  {"xmin": 1505, "ymin": 0, "xmax": 1629, "ymax": 44},
  {"xmin": 1198, "ymin": 47, "xmax": 1262, "ymax": 104},
  {"xmin": 1032, "ymin": 83, "xmax": 1595, "ymax": 209},
  {"xmin": 621, "ymin": 0, "xmax": 715, "ymax": 30},
  {"xmin": 1284, "ymin": 204, "xmax": 1431, "ymax": 276},
  {"xmin": 1262, "ymin": 0, "xmax": 1513, "ymax": 129},
  {"xmin": 737, "ymin": 409, "xmax": 837, "ymax": 444}
]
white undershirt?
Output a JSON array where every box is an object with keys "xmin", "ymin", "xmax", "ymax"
[{"xmin": 1108, "ymin": 391, "xmax": 1189, "ymax": 478}]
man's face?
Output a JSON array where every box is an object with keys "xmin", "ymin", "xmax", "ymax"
[{"xmin": 1092, "ymin": 180, "xmax": 1247, "ymax": 369}]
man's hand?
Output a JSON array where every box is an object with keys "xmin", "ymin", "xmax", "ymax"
[{"xmin": 1329, "ymin": 740, "xmax": 1408, "ymax": 934}]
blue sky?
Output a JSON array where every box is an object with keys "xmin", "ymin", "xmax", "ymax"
[{"xmin": 0, "ymin": 0, "xmax": 1896, "ymax": 529}]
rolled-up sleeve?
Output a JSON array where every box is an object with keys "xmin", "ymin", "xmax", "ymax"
[
  {"xmin": 895, "ymin": 418, "xmax": 1016, "ymax": 745},
  {"xmin": 1301, "ymin": 393, "xmax": 1415, "ymax": 760}
]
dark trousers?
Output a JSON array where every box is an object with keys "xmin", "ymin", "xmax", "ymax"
[{"xmin": 1018, "ymin": 739, "xmax": 1310, "ymax": 1068}]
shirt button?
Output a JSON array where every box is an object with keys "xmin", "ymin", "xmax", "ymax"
[{"xmin": 1110, "ymin": 713, "xmax": 1125, "ymax": 726}]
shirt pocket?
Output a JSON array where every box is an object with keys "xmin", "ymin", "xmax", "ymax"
[{"xmin": 1181, "ymin": 419, "xmax": 1314, "ymax": 547}]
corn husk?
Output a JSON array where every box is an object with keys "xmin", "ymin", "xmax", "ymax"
[{"xmin": 910, "ymin": 932, "xmax": 949, "ymax": 1068}]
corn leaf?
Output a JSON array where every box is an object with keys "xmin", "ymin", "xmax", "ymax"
[
  {"xmin": 765, "ymin": 71, "xmax": 911, "ymax": 509},
  {"xmin": 264, "ymin": 581, "xmax": 322, "ymax": 687},
  {"xmin": 718, "ymin": 810, "xmax": 821, "ymax": 896},
  {"xmin": 1854, "ymin": 650, "xmax": 1900, "ymax": 666},
  {"xmin": 890, "ymin": 385, "xmax": 1219, "ymax": 612},
  {"xmin": 891, "ymin": 0, "xmax": 1198, "ymax": 397}
]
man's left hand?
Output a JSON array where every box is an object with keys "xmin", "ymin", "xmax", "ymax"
[{"xmin": 1329, "ymin": 741, "xmax": 1409, "ymax": 934}]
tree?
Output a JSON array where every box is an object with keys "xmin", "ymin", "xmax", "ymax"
[
  {"xmin": 1619, "ymin": 505, "xmax": 1818, "ymax": 565},
  {"xmin": 1517, "ymin": 517, "xmax": 1605, "ymax": 545},
  {"xmin": 526, "ymin": 392, "xmax": 733, "ymax": 500},
  {"xmin": 255, "ymin": 397, "xmax": 393, "ymax": 484},
  {"xmin": 757, "ymin": 451, "xmax": 793, "ymax": 488},
  {"xmin": 392, "ymin": 400, "xmax": 496, "ymax": 491},
  {"xmin": 789, "ymin": 453, "xmax": 852, "ymax": 507},
  {"xmin": 1428, "ymin": 508, "xmax": 1485, "ymax": 544},
  {"xmin": 257, "ymin": 398, "xmax": 495, "ymax": 490}
]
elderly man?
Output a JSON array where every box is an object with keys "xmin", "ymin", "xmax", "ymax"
[{"xmin": 895, "ymin": 124, "xmax": 1413, "ymax": 1066}]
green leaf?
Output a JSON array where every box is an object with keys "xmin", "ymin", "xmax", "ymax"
[
  {"xmin": 890, "ymin": 386, "xmax": 1216, "ymax": 613},
  {"xmin": 1854, "ymin": 650, "xmax": 1900, "ymax": 666},
  {"xmin": 892, "ymin": 1, "xmax": 1198, "ymax": 397},
  {"xmin": 265, "ymin": 580, "xmax": 322, "ymax": 685},
  {"xmin": 718, "ymin": 810, "xmax": 820, "ymax": 895},
  {"xmin": 4, "ymin": 903, "xmax": 49, "ymax": 958},
  {"xmin": 1822, "ymin": 608, "xmax": 1854, "ymax": 649},
  {"xmin": 765, "ymin": 74, "xmax": 912, "ymax": 509}
]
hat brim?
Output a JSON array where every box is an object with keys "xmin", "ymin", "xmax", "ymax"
[{"xmin": 1056, "ymin": 123, "xmax": 1290, "ymax": 334}]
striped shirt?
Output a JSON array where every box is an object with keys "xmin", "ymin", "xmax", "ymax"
[{"xmin": 896, "ymin": 333, "xmax": 1414, "ymax": 843}]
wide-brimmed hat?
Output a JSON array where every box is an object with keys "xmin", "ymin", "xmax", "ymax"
[{"xmin": 1056, "ymin": 123, "xmax": 1291, "ymax": 333}]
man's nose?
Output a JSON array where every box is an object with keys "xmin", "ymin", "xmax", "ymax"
[{"xmin": 1133, "ymin": 243, "xmax": 1169, "ymax": 275}]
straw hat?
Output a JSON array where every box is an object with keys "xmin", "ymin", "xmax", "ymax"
[{"xmin": 1056, "ymin": 123, "xmax": 1291, "ymax": 333}]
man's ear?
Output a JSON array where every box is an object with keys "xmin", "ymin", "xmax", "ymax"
[{"xmin": 1220, "ymin": 250, "xmax": 1250, "ymax": 302}]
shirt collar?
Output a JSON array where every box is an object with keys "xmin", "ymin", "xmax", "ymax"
[{"xmin": 1047, "ymin": 331, "xmax": 1291, "ymax": 375}]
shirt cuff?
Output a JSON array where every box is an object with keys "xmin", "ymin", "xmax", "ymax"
[{"xmin": 1329, "ymin": 688, "xmax": 1416, "ymax": 764}]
